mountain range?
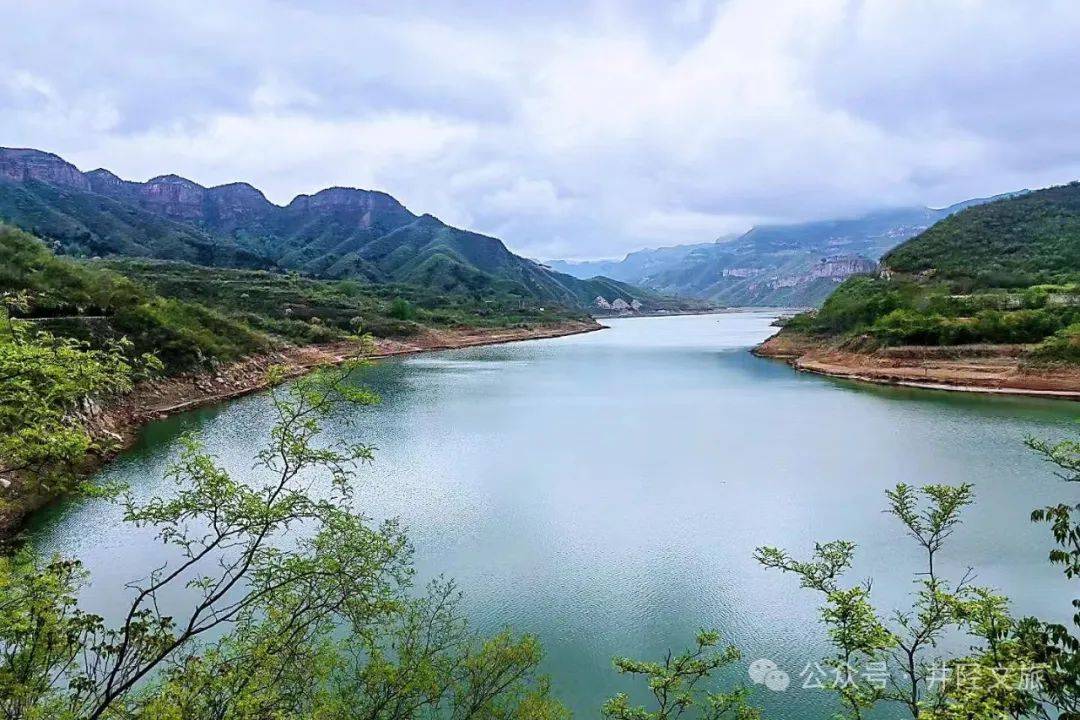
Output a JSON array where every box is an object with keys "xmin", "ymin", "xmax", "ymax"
[
  {"xmin": 549, "ymin": 195, "xmax": 1021, "ymax": 306},
  {"xmin": 0, "ymin": 148, "xmax": 684, "ymax": 313}
]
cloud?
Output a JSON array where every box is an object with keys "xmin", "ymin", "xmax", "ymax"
[{"xmin": 2, "ymin": 0, "xmax": 1079, "ymax": 259}]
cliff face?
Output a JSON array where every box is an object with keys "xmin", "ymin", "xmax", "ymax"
[
  {"xmin": 138, "ymin": 175, "xmax": 209, "ymax": 221},
  {"xmin": 766, "ymin": 255, "xmax": 878, "ymax": 289},
  {"xmin": 0, "ymin": 148, "xmax": 90, "ymax": 190},
  {"xmin": 86, "ymin": 170, "xmax": 274, "ymax": 224},
  {"xmin": 284, "ymin": 187, "xmax": 416, "ymax": 232}
]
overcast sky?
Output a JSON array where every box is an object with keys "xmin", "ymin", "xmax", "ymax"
[{"xmin": 2, "ymin": 1, "xmax": 1079, "ymax": 259}]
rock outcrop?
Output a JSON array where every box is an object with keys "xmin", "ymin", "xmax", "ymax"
[{"xmin": 0, "ymin": 148, "xmax": 90, "ymax": 190}]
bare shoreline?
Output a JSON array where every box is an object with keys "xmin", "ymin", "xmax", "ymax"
[{"xmin": 753, "ymin": 331, "xmax": 1080, "ymax": 401}]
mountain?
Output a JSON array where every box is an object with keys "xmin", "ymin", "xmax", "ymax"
[
  {"xmin": 545, "ymin": 240, "xmax": 733, "ymax": 284},
  {"xmin": 0, "ymin": 147, "xmax": 682, "ymax": 312},
  {"xmin": 549, "ymin": 197, "xmax": 1020, "ymax": 307},
  {"xmin": 771, "ymin": 182, "xmax": 1080, "ymax": 361},
  {"xmin": 882, "ymin": 182, "xmax": 1080, "ymax": 287}
]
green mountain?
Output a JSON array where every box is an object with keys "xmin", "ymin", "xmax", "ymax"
[
  {"xmin": 549, "ymin": 198, "xmax": 1018, "ymax": 307},
  {"xmin": 0, "ymin": 147, "xmax": 680, "ymax": 313},
  {"xmin": 784, "ymin": 183, "xmax": 1080, "ymax": 361},
  {"xmin": 882, "ymin": 182, "xmax": 1080, "ymax": 287},
  {"xmin": 0, "ymin": 223, "xmax": 605, "ymax": 372}
]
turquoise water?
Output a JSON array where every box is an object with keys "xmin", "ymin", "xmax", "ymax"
[{"xmin": 28, "ymin": 312, "xmax": 1079, "ymax": 717}]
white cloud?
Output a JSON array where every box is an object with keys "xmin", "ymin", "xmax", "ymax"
[{"xmin": 2, "ymin": 0, "xmax": 1079, "ymax": 258}]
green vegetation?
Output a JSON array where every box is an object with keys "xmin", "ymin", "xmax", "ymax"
[
  {"xmin": 0, "ymin": 365, "xmax": 561, "ymax": 719},
  {"xmin": 602, "ymin": 631, "xmax": 758, "ymax": 720},
  {"xmin": 757, "ymin": 435, "xmax": 1080, "ymax": 718},
  {"xmin": 0, "ymin": 321, "xmax": 157, "ymax": 516},
  {"xmin": 0, "ymin": 149, "xmax": 690, "ymax": 311},
  {"xmin": 3, "ymin": 355, "xmax": 1078, "ymax": 719},
  {"xmin": 97, "ymin": 258, "xmax": 586, "ymax": 342},
  {"xmin": 3, "ymin": 252, "xmax": 1079, "ymax": 718},
  {"xmin": 0, "ymin": 225, "xmax": 589, "ymax": 374},
  {"xmin": 0, "ymin": 222, "xmax": 597, "ymax": 536},
  {"xmin": 0, "ymin": 362, "xmax": 744, "ymax": 720},
  {"xmin": 782, "ymin": 184, "xmax": 1080, "ymax": 362},
  {"xmin": 884, "ymin": 183, "xmax": 1080, "ymax": 289},
  {"xmin": 785, "ymin": 276, "xmax": 1080, "ymax": 361},
  {"xmin": 1, "ymin": 225, "xmax": 275, "ymax": 371}
]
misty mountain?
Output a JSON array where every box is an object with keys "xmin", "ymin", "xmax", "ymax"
[{"xmin": 548, "ymin": 196, "xmax": 1021, "ymax": 306}]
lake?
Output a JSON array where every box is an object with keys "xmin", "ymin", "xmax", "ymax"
[{"xmin": 27, "ymin": 311, "xmax": 1079, "ymax": 717}]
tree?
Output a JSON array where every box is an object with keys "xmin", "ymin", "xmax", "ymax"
[
  {"xmin": 0, "ymin": 361, "xmax": 563, "ymax": 719},
  {"xmin": 1024, "ymin": 436, "xmax": 1080, "ymax": 718},
  {"xmin": 757, "ymin": 482, "xmax": 1045, "ymax": 719},
  {"xmin": 0, "ymin": 319, "xmax": 159, "ymax": 505},
  {"xmin": 389, "ymin": 298, "xmax": 415, "ymax": 321},
  {"xmin": 601, "ymin": 630, "xmax": 759, "ymax": 720}
]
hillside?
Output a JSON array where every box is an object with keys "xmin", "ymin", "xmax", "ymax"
[
  {"xmin": 756, "ymin": 183, "xmax": 1080, "ymax": 393},
  {"xmin": 0, "ymin": 225, "xmax": 593, "ymax": 373},
  {"xmin": 883, "ymin": 182, "xmax": 1080, "ymax": 287},
  {"xmin": 550, "ymin": 198, "xmax": 1017, "ymax": 306},
  {"xmin": 0, "ymin": 148, "xmax": 683, "ymax": 313}
]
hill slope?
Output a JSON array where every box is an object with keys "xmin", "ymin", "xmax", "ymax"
[
  {"xmin": 883, "ymin": 182, "xmax": 1080, "ymax": 287},
  {"xmin": 0, "ymin": 224, "xmax": 599, "ymax": 373},
  {"xmin": 0, "ymin": 148, "xmax": 679, "ymax": 312}
]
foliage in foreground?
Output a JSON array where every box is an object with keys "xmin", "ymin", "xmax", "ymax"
[
  {"xmin": 3, "ymin": 289, "xmax": 1078, "ymax": 719},
  {"xmin": 0, "ymin": 312, "xmax": 159, "ymax": 513},
  {"xmin": 756, "ymin": 437, "xmax": 1080, "ymax": 719},
  {"xmin": 0, "ymin": 362, "xmax": 569, "ymax": 719},
  {"xmin": 0, "ymin": 357, "xmax": 749, "ymax": 720},
  {"xmin": 602, "ymin": 630, "xmax": 758, "ymax": 720}
]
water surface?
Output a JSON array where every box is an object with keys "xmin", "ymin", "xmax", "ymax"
[{"xmin": 29, "ymin": 312, "xmax": 1079, "ymax": 717}]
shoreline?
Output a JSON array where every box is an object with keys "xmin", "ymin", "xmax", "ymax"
[
  {"xmin": 595, "ymin": 308, "xmax": 726, "ymax": 320},
  {"xmin": 753, "ymin": 331, "xmax": 1080, "ymax": 400},
  {"xmin": 1, "ymin": 320, "xmax": 604, "ymax": 542}
]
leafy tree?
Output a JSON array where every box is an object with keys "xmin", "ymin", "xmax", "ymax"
[
  {"xmin": 601, "ymin": 630, "xmax": 759, "ymax": 720},
  {"xmin": 0, "ymin": 361, "xmax": 563, "ymax": 720},
  {"xmin": 757, "ymin": 482, "xmax": 1046, "ymax": 719},
  {"xmin": 1023, "ymin": 436, "xmax": 1080, "ymax": 717},
  {"xmin": 0, "ymin": 319, "xmax": 159, "ymax": 505},
  {"xmin": 389, "ymin": 298, "xmax": 415, "ymax": 321}
]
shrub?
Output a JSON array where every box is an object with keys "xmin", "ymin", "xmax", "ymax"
[{"xmin": 389, "ymin": 298, "xmax": 415, "ymax": 321}]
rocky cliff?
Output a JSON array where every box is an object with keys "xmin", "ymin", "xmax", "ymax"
[{"xmin": 0, "ymin": 148, "xmax": 90, "ymax": 190}]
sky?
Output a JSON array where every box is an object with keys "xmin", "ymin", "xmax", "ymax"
[{"xmin": 2, "ymin": 0, "xmax": 1080, "ymax": 260}]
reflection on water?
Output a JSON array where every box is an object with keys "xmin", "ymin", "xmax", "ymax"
[{"xmin": 27, "ymin": 312, "xmax": 1080, "ymax": 718}]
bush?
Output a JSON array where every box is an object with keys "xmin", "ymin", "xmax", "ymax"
[
  {"xmin": 1025, "ymin": 323, "xmax": 1080, "ymax": 364},
  {"xmin": 971, "ymin": 309, "xmax": 1066, "ymax": 344},
  {"xmin": 800, "ymin": 277, "xmax": 908, "ymax": 334},
  {"xmin": 389, "ymin": 298, "xmax": 415, "ymax": 321}
]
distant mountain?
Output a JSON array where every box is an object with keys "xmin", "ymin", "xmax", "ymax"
[
  {"xmin": 545, "ymin": 239, "xmax": 736, "ymax": 285},
  {"xmin": 0, "ymin": 147, "xmax": 684, "ymax": 313},
  {"xmin": 548, "ymin": 196, "xmax": 1021, "ymax": 307}
]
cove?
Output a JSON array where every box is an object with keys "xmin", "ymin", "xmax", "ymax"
[{"xmin": 26, "ymin": 312, "xmax": 1079, "ymax": 718}]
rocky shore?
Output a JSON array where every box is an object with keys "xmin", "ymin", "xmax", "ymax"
[
  {"xmin": 1, "ymin": 320, "xmax": 603, "ymax": 541},
  {"xmin": 754, "ymin": 331, "xmax": 1080, "ymax": 399}
]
